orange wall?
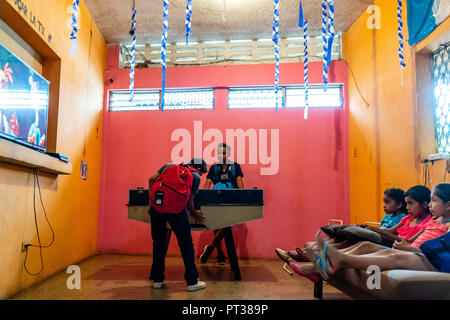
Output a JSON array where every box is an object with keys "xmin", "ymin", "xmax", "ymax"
[
  {"xmin": 343, "ymin": 0, "xmax": 447, "ymax": 224},
  {"xmin": 0, "ymin": 0, "xmax": 106, "ymax": 298}
]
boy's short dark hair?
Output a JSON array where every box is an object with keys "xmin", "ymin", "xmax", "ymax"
[
  {"xmin": 187, "ymin": 158, "xmax": 207, "ymax": 173},
  {"xmin": 217, "ymin": 143, "xmax": 231, "ymax": 153}
]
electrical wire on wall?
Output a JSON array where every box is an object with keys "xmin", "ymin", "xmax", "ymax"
[{"xmin": 23, "ymin": 169, "xmax": 55, "ymax": 276}]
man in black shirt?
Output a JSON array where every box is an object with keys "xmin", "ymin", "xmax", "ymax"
[
  {"xmin": 201, "ymin": 143, "xmax": 244, "ymax": 264},
  {"xmin": 148, "ymin": 158, "xmax": 207, "ymax": 291}
]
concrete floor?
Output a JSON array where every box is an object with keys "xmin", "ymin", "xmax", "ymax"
[{"xmin": 11, "ymin": 254, "xmax": 350, "ymax": 300}]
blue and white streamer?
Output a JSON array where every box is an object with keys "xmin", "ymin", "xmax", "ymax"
[
  {"xmin": 326, "ymin": 0, "xmax": 335, "ymax": 67},
  {"xmin": 298, "ymin": 1, "xmax": 309, "ymax": 119},
  {"xmin": 185, "ymin": 0, "xmax": 192, "ymax": 44},
  {"xmin": 129, "ymin": 6, "xmax": 137, "ymax": 102},
  {"xmin": 161, "ymin": 0, "xmax": 169, "ymax": 112},
  {"xmin": 70, "ymin": 0, "xmax": 80, "ymax": 58},
  {"xmin": 397, "ymin": 0, "xmax": 406, "ymax": 86},
  {"xmin": 321, "ymin": 0, "xmax": 329, "ymax": 91},
  {"xmin": 272, "ymin": 0, "xmax": 280, "ymax": 112},
  {"xmin": 303, "ymin": 20, "xmax": 309, "ymax": 120}
]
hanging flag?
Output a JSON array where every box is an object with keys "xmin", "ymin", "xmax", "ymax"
[
  {"xmin": 129, "ymin": 5, "xmax": 137, "ymax": 102},
  {"xmin": 161, "ymin": 0, "xmax": 169, "ymax": 112},
  {"xmin": 298, "ymin": 0, "xmax": 304, "ymax": 27},
  {"xmin": 272, "ymin": 0, "xmax": 280, "ymax": 112},
  {"xmin": 185, "ymin": 0, "xmax": 192, "ymax": 44},
  {"xmin": 70, "ymin": 0, "xmax": 80, "ymax": 58},
  {"xmin": 406, "ymin": 0, "xmax": 448, "ymax": 45}
]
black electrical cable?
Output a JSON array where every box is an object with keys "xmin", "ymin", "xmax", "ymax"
[{"xmin": 23, "ymin": 169, "xmax": 55, "ymax": 276}]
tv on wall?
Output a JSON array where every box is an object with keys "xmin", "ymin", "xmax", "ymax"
[{"xmin": 0, "ymin": 43, "xmax": 50, "ymax": 152}]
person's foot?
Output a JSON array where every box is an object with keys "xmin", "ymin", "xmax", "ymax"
[
  {"xmin": 313, "ymin": 232, "xmax": 341, "ymax": 276},
  {"xmin": 153, "ymin": 280, "xmax": 167, "ymax": 289},
  {"xmin": 289, "ymin": 261, "xmax": 321, "ymax": 283},
  {"xmin": 200, "ymin": 245, "xmax": 214, "ymax": 263},
  {"xmin": 187, "ymin": 280, "xmax": 206, "ymax": 291},
  {"xmin": 275, "ymin": 248, "xmax": 291, "ymax": 263},
  {"xmin": 289, "ymin": 248, "xmax": 310, "ymax": 262},
  {"xmin": 217, "ymin": 251, "xmax": 226, "ymax": 265}
]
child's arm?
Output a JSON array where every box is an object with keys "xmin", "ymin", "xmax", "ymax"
[
  {"xmin": 405, "ymin": 229, "xmax": 425, "ymax": 243},
  {"xmin": 387, "ymin": 220, "xmax": 403, "ymax": 235},
  {"xmin": 393, "ymin": 238, "xmax": 421, "ymax": 252},
  {"xmin": 366, "ymin": 223, "xmax": 402, "ymax": 241}
]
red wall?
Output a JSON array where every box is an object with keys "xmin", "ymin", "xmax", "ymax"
[{"xmin": 98, "ymin": 46, "xmax": 350, "ymax": 259}]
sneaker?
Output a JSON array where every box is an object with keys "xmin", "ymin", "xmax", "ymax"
[
  {"xmin": 217, "ymin": 252, "xmax": 226, "ymax": 265},
  {"xmin": 153, "ymin": 280, "xmax": 166, "ymax": 289},
  {"xmin": 187, "ymin": 280, "xmax": 206, "ymax": 291},
  {"xmin": 200, "ymin": 245, "xmax": 214, "ymax": 263}
]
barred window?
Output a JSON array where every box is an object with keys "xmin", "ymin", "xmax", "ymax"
[
  {"xmin": 228, "ymin": 87, "xmax": 283, "ymax": 109},
  {"xmin": 228, "ymin": 85, "xmax": 343, "ymax": 109},
  {"xmin": 432, "ymin": 44, "xmax": 450, "ymax": 153},
  {"xmin": 285, "ymin": 85, "xmax": 343, "ymax": 108},
  {"xmin": 109, "ymin": 90, "xmax": 159, "ymax": 111},
  {"xmin": 163, "ymin": 88, "xmax": 214, "ymax": 110},
  {"xmin": 109, "ymin": 88, "xmax": 214, "ymax": 111}
]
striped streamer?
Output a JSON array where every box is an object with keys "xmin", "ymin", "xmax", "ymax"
[
  {"xmin": 129, "ymin": 6, "xmax": 137, "ymax": 102},
  {"xmin": 303, "ymin": 20, "xmax": 309, "ymax": 120},
  {"xmin": 223, "ymin": 0, "xmax": 226, "ymax": 22},
  {"xmin": 326, "ymin": 0, "xmax": 335, "ymax": 67},
  {"xmin": 161, "ymin": 0, "xmax": 169, "ymax": 112},
  {"xmin": 272, "ymin": 0, "xmax": 280, "ymax": 112},
  {"xmin": 321, "ymin": 0, "xmax": 329, "ymax": 91},
  {"xmin": 397, "ymin": 0, "xmax": 406, "ymax": 86},
  {"xmin": 70, "ymin": 0, "xmax": 80, "ymax": 58},
  {"xmin": 185, "ymin": 0, "xmax": 192, "ymax": 44}
]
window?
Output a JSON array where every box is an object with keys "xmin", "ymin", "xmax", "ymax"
[
  {"xmin": 109, "ymin": 90, "xmax": 160, "ymax": 111},
  {"xmin": 285, "ymin": 85, "xmax": 343, "ymax": 108},
  {"xmin": 163, "ymin": 89, "xmax": 214, "ymax": 110},
  {"xmin": 109, "ymin": 88, "xmax": 214, "ymax": 111},
  {"xmin": 432, "ymin": 44, "xmax": 449, "ymax": 153},
  {"xmin": 228, "ymin": 87, "xmax": 283, "ymax": 109},
  {"xmin": 228, "ymin": 85, "xmax": 343, "ymax": 109}
]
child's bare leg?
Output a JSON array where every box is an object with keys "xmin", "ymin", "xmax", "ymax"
[
  {"xmin": 325, "ymin": 244, "xmax": 435, "ymax": 276},
  {"xmin": 341, "ymin": 241, "xmax": 382, "ymax": 255}
]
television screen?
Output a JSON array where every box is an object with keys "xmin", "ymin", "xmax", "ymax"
[{"xmin": 0, "ymin": 43, "xmax": 49, "ymax": 151}]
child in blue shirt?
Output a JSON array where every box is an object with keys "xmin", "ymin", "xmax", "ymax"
[{"xmin": 379, "ymin": 188, "xmax": 408, "ymax": 229}]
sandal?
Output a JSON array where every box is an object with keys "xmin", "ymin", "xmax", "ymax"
[{"xmin": 289, "ymin": 261, "xmax": 321, "ymax": 284}]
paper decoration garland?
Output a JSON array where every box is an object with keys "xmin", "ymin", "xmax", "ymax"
[
  {"xmin": 161, "ymin": 0, "xmax": 169, "ymax": 112},
  {"xmin": 272, "ymin": 0, "xmax": 280, "ymax": 112},
  {"xmin": 185, "ymin": 0, "xmax": 192, "ymax": 44},
  {"xmin": 129, "ymin": 5, "xmax": 137, "ymax": 102},
  {"xmin": 303, "ymin": 20, "xmax": 309, "ymax": 120},
  {"xmin": 326, "ymin": 0, "xmax": 335, "ymax": 67},
  {"xmin": 321, "ymin": 0, "xmax": 329, "ymax": 91},
  {"xmin": 298, "ymin": 1, "xmax": 309, "ymax": 119},
  {"xmin": 70, "ymin": 0, "xmax": 80, "ymax": 58},
  {"xmin": 397, "ymin": 0, "xmax": 406, "ymax": 86}
]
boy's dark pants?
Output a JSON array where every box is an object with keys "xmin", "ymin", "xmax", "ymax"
[{"xmin": 149, "ymin": 207, "xmax": 199, "ymax": 286}]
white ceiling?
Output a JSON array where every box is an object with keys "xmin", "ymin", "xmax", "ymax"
[{"xmin": 84, "ymin": 0, "xmax": 373, "ymax": 44}]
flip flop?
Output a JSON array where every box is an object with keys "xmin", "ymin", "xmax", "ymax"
[
  {"xmin": 289, "ymin": 261, "xmax": 321, "ymax": 284},
  {"xmin": 305, "ymin": 242, "xmax": 330, "ymax": 280}
]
